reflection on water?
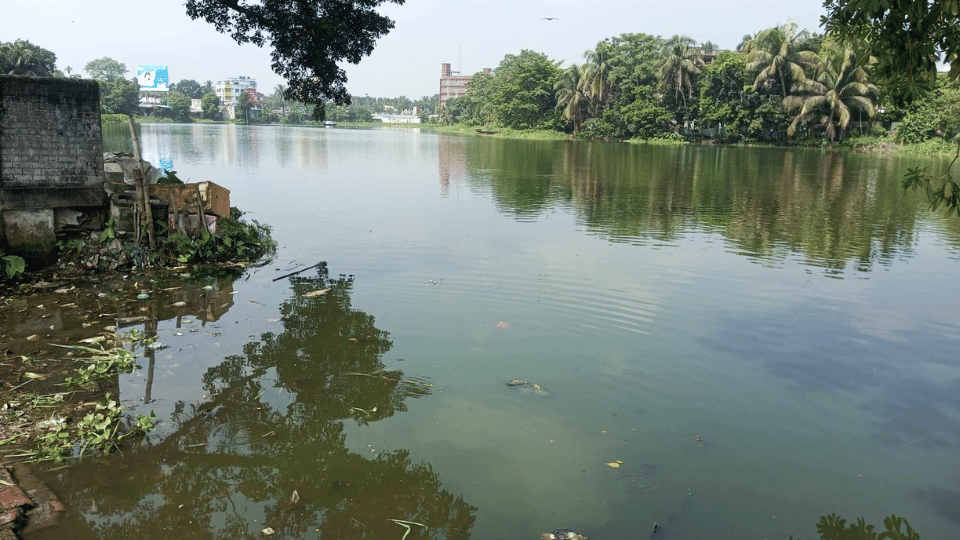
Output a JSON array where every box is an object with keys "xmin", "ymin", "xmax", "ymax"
[
  {"xmin": 29, "ymin": 264, "xmax": 475, "ymax": 540},
  {"xmin": 28, "ymin": 125, "xmax": 960, "ymax": 540},
  {"xmin": 440, "ymin": 136, "xmax": 935, "ymax": 272}
]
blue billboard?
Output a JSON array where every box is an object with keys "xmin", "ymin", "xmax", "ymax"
[{"xmin": 137, "ymin": 65, "xmax": 169, "ymax": 91}]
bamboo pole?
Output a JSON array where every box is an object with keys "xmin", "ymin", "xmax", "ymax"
[{"xmin": 127, "ymin": 115, "xmax": 156, "ymax": 249}]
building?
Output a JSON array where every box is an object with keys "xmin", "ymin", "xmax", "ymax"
[
  {"xmin": 215, "ymin": 76, "xmax": 257, "ymax": 106},
  {"xmin": 373, "ymin": 113, "xmax": 421, "ymax": 124},
  {"xmin": 439, "ymin": 63, "xmax": 491, "ymax": 108}
]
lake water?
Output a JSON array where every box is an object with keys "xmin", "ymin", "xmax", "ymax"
[{"xmin": 29, "ymin": 124, "xmax": 960, "ymax": 540}]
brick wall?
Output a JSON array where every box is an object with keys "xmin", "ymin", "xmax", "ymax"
[{"xmin": 0, "ymin": 76, "xmax": 104, "ymax": 191}]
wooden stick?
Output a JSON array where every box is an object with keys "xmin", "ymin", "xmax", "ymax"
[
  {"xmin": 272, "ymin": 262, "xmax": 323, "ymax": 281},
  {"xmin": 127, "ymin": 115, "xmax": 156, "ymax": 249}
]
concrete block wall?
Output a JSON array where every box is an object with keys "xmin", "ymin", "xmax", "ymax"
[{"xmin": 0, "ymin": 75, "xmax": 104, "ymax": 190}]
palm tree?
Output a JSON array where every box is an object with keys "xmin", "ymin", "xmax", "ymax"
[
  {"xmin": 736, "ymin": 34, "xmax": 754, "ymax": 52},
  {"xmin": 744, "ymin": 22, "xmax": 818, "ymax": 99},
  {"xmin": 273, "ymin": 84, "xmax": 287, "ymax": 117},
  {"xmin": 2, "ymin": 42, "xmax": 39, "ymax": 76},
  {"xmin": 783, "ymin": 44, "xmax": 878, "ymax": 140},
  {"xmin": 581, "ymin": 41, "xmax": 613, "ymax": 113},
  {"xmin": 554, "ymin": 64, "xmax": 590, "ymax": 133},
  {"xmin": 655, "ymin": 35, "xmax": 705, "ymax": 109}
]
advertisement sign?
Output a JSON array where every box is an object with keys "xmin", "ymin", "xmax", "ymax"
[{"xmin": 137, "ymin": 65, "xmax": 169, "ymax": 91}]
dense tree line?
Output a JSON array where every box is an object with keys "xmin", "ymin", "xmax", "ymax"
[{"xmin": 434, "ymin": 25, "xmax": 902, "ymax": 145}]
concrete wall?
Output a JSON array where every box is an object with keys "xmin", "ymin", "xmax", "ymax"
[{"xmin": 0, "ymin": 75, "xmax": 106, "ymax": 261}]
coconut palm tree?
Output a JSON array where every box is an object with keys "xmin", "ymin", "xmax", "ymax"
[
  {"xmin": 1, "ymin": 41, "xmax": 38, "ymax": 76},
  {"xmin": 554, "ymin": 64, "xmax": 590, "ymax": 133},
  {"xmin": 783, "ymin": 43, "xmax": 878, "ymax": 140},
  {"xmin": 736, "ymin": 34, "xmax": 754, "ymax": 52},
  {"xmin": 273, "ymin": 84, "xmax": 288, "ymax": 117},
  {"xmin": 744, "ymin": 22, "xmax": 818, "ymax": 99},
  {"xmin": 655, "ymin": 35, "xmax": 705, "ymax": 109},
  {"xmin": 581, "ymin": 42, "xmax": 613, "ymax": 113}
]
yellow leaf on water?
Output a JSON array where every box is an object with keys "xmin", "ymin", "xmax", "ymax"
[
  {"xmin": 301, "ymin": 288, "xmax": 331, "ymax": 299},
  {"xmin": 605, "ymin": 462, "xmax": 621, "ymax": 468}
]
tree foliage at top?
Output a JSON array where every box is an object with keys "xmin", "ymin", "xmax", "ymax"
[
  {"xmin": 184, "ymin": 0, "xmax": 404, "ymax": 117},
  {"xmin": 656, "ymin": 35, "xmax": 705, "ymax": 113},
  {"xmin": 486, "ymin": 50, "xmax": 562, "ymax": 130},
  {"xmin": 171, "ymin": 78, "xmax": 203, "ymax": 99},
  {"xmin": 745, "ymin": 22, "xmax": 819, "ymax": 99},
  {"xmin": 0, "ymin": 39, "xmax": 57, "ymax": 77},
  {"xmin": 784, "ymin": 41, "xmax": 879, "ymax": 140},
  {"xmin": 84, "ymin": 57, "xmax": 128, "ymax": 81},
  {"xmin": 822, "ymin": 0, "xmax": 960, "ymax": 106}
]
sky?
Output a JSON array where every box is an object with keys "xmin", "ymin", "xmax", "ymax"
[{"xmin": 2, "ymin": 0, "xmax": 826, "ymax": 100}]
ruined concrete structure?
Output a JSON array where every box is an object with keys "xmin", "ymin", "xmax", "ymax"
[{"xmin": 0, "ymin": 75, "xmax": 105, "ymax": 262}]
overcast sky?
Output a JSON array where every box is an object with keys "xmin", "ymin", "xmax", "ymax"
[{"xmin": 2, "ymin": 0, "xmax": 825, "ymax": 99}]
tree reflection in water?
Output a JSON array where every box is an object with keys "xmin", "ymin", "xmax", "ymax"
[{"xmin": 33, "ymin": 263, "xmax": 476, "ymax": 540}]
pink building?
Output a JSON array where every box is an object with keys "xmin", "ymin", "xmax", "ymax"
[{"xmin": 439, "ymin": 63, "xmax": 491, "ymax": 108}]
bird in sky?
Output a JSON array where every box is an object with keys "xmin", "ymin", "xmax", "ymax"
[{"xmin": 542, "ymin": 17, "xmax": 557, "ymax": 20}]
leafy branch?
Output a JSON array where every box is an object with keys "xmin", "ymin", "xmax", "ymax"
[{"xmin": 901, "ymin": 138, "xmax": 960, "ymax": 217}]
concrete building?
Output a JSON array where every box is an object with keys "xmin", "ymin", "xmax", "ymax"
[
  {"xmin": 0, "ymin": 76, "xmax": 105, "ymax": 264},
  {"xmin": 215, "ymin": 76, "xmax": 257, "ymax": 106},
  {"xmin": 439, "ymin": 63, "xmax": 491, "ymax": 108}
]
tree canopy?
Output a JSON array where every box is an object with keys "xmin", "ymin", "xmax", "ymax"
[
  {"xmin": 184, "ymin": 0, "xmax": 404, "ymax": 117},
  {"xmin": 0, "ymin": 39, "xmax": 57, "ymax": 77},
  {"xmin": 83, "ymin": 57, "xmax": 127, "ymax": 81},
  {"xmin": 822, "ymin": 0, "xmax": 960, "ymax": 106}
]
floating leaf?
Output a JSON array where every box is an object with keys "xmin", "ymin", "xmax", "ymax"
[
  {"xmin": 23, "ymin": 372, "xmax": 46, "ymax": 380},
  {"xmin": 606, "ymin": 462, "xmax": 621, "ymax": 468},
  {"xmin": 172, "ymin": 301, "xmax": 187, "ymax": 307},
  {"xmin": 266, "ymin": 318, "xmax": 281, "ymax": 323},
  {"xmin": 301, "ymin": 288, "xmax": 331, "ymax": 299},
  {"xmin": 290, "ymin": 490, "xmax": 300, "ymax": 504},
  {"xmin": 262, "ymin": 527, "xmax": 276, "ymax": 535},
  {"xmin": 26, "ymin": 334, "xmax": 39, "ymax": 341}
]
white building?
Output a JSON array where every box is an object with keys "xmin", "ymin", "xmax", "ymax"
[
  {"xmin": 215, "ymin": 76, "xmax": 256, "ymax": 106},
  {"xmin": 373, "ymin": 113, "xmax": 421, "ymax": 124}
]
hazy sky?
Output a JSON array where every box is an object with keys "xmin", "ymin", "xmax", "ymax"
[{"xmin": 2, "ymin": 0, "xmax": 825, "ymax": 99}]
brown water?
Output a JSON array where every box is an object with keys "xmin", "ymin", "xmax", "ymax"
[{"xmin": 13, "ymin": 124, "xmax": 960, "ymax": 539}]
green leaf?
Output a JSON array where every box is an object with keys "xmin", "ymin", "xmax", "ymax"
[{"xmin": 2, "ymin": 255, "xmax": 26, "ymax": 278}]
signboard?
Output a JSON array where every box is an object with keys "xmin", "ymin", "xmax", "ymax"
[{"xmin": 137, "ymin": 65, "xmax": 169, "ymax": 91}]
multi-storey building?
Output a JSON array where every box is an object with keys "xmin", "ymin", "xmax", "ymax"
[
  {"xmin": 439, "ymin": 63, "xmax": 491, "ymax": 108},
  {"xmin": 215, "ymin": 76, "xmax": 257, "ymax": 106}
]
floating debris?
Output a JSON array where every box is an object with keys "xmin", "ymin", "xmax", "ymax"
[{"xmin": 301, "ymin": 288, "xmax": 331, "ymax": 299}]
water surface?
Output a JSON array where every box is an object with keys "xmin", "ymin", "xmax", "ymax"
[{"xmin": 28, "ymin": 124, "xmax": 960, "ymax": 540}]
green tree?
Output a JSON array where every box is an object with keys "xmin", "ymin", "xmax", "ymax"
[
  {"xmin": 554, "ymin": 64, "xmax": 590, "ymax": 133},
  {"xmin": 822, "ymin": 0, "xmax": 960, "ymax": 106},
  {"xmin": 100, "ymin": 77, "xmax": 141, "ymax": 115},
  {"xmin": 272, "ymin": 84, "xmax": 288, "ymax": 117},
  {"xmin": 784, "ymin": 42, "xmax": 878, "ymax": 140},
  {"xmin": 655, "ymin": 35, "xmax": 705, "ymax": 113},
  {"xmin": 201, "ymin": 92, "xmax": 220, "ymax": 119},
  {"xmin": 83, "ymin": 57, "xmax": 127, "ymax": 81},
  {"xmin": 744, "ymin": 23, "xmax": 818, "ymax": 99},
  {"xmin": 487, "ymin": 50, "xmax": 562, "ymax": 129},
  {"xmin": 201, "ymin": 80, "xmax": 214, "ymax": 94},
  {"xmin": 601, "ymin": 33, "xmax": 666, "ymax": 138},
  {"xmin": 699, "ymin": 51, "xmax": 751, "ymax": 137},
  {"xmin": 0, "ymin": 39, "xmax": 57, "ymax": 77},
  {"xmin": 237, "ymin": 91, "xmax": 251, "ymax": 123},
  {"xmin": 582, "ymin": 41, "xmax": 614, "ymax": 113},
  {"xmin": 165, "ymin": 90, "xmax": 192, "ymax": 122},
  {"xmin": 184, "ymin": 0, "xmax": 403, "ymax": 117},
  {"xmin": 172, "ymin": 78, "xmax": 203, "ymax": 99}
]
